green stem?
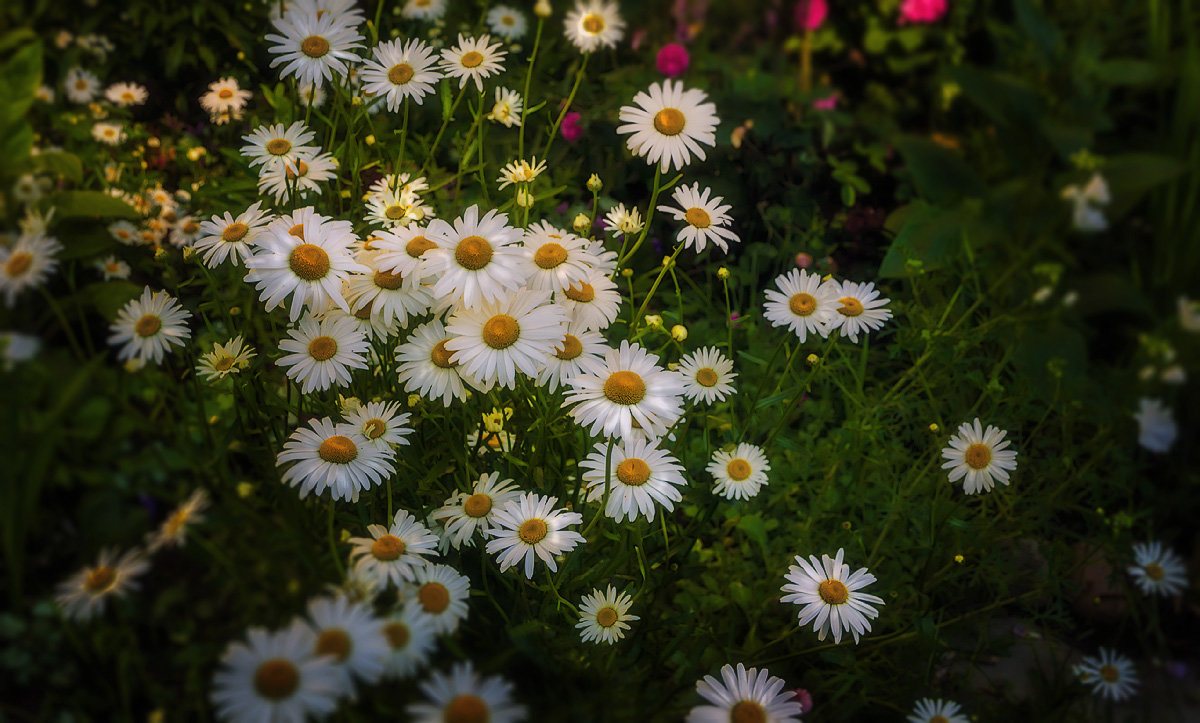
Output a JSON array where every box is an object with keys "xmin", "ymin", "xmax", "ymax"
[
  {"xmin": 518, "ymin": 18, "xmax": 545, "ymax": 159},
  {"xmin": 540, "ymin": 52, "xmax": 590, "ymax": 162},
  {"xmin": 629, "ymin": 244, "xmax": 685, "ymax": 336},
  {"xmin": 420, "ymin": 83, "xmax": 468, "ymax": 176}
]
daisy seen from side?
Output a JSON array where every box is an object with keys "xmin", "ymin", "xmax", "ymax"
[
  {"xmin": 617, "ymin": 80, "xmax": 719, "ymax": 172},
  {"xmin": 343, "ymin": 400, "xmax": 412, "ymax": 449},
  {"xmin": 105, "ymin": 82, "xmax": 147, "ymax": 107},
  {"xmin": 780, "ymin": 548, "xmax": 885, "ymax": 645},
  {"xmin": 148, "ymin": 489, "xmax": 210, "ymax": 551},
  {"xmin": 940, "ymin": 418, "xmax": 1018, "ymax": 495},
  {"xmin": 485, "ymin": 492, "xmax": 584, "ymax": 578},
  {"xmin": 108, "ymin": 286, "xmax": 192, "ymax": 365},
  {"xmin": 686, "ymin": 663, "xmax": 804, "ymax": 723},
  {"xmin": 197, "ymin": 336, "xmax": 257, "ymax": 382},
  {"xmin": 486, "ymin": 87, "xmax": 523, "ymax": 127},
  {"xmin": 576, "ymin": 585, "xmax": 639, "ymax": 645}
]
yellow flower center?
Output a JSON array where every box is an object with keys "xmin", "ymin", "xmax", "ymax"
[
  {"xmin": 837, "ymin": 296, "xmax": 864, "ymax": 317},
  {"xmin": 388, "ymin": 63, "xmax": 415, "ymax": 84},
  {"xmin": 616, "ymin": 457, "xmax": 651, "ymax": 486},
  {"xmin": 563, "ymin": 281, "xmax": 595, "ymax": 302},
  {"xmin": 214, "ymin": 356, "xmax": 235, "ymax": 372},
  {"xmin": 182, "ymin": 221, "xmax": 200, "ymax": 234},
  {"xmin": 135, "ymin": 314, "xmax": 162, "ymax": 337},
  {"xmin": 253, "ymin": 659, "xmax": 300, "ymax": 700},
  {"xmin": 383, "ymin": 622, "xmax": 409, "ymax": 649},
  {"xmin": 307, "ymin": 335, "xmax": 338, "ymax": 361},
  {"xmin": 460, "ymin": 51, "xmax": 484, "ymax": 69},
  {"xmin": 534, "ymin": 242, "xmax": 568, "ymax": 269},
  {"xmin": 285, "ymin": 159, "xmax": 309, "ymax": 179},
  {"xmin": 84, "ymin": 566, "xmax": 117, "ymax": 593},
  {"xmin": 789, "ymin": 292, "xmax": 816, "ymax": 316},
  {"xmin": 318, "ymin": 435, "xmax": 357, "ymax": 464},
  {"xmin": 653, "ymin": 108, "xmax": 686, "ymax": 136},
  {"xmin": 418, "ymin": 581, "xmax": 450, "ymax": 613},
  {"xmin": 218, "ymin": 88, "xmax": 234, "ymax": 99},
  {"xmin": 730, "ymin": 701, "xmax": 766, "ymax": 723},
  {"xmin": 121, "ymin": 91, "xmax": 135, "ymax": 102},
  {"xmin": 314, "ymin": 628, "xmax": 352, "ymax": 661},
  {"xmin": 930, "ymin": 717, "xmax": 950, "ymax": 723},
  {"xmin": 684, "ymin": 207, "xmax": 711, "ymax": 229},
  {"xmin": 695, "ymin": 367, "xmax": 719, "ymax": 387},
  {"xmin": 603, "ymin": 370, "xmax": 647, "ymax": 405},
  {"xmin": 373, "ymin": 268, "xmax": 406, "ymax": 290},
  {"xmin": 363, "ymin": 418, "xmax": 387, "ymax": 439},
  {"xmin": 444, "ymin": 694, "xmax": 489, "ymax": 723},
  {"xmin": 5, "ymin": 252, "xmax": 33, "ymax": 277},
  {"xmin": 455, "ymin": 235, "xmax": 493, "ymax": 270},
  {"xmin": 1099, "ymin": 664, "xmax": 1120, "ymax": 683},
  {"xmin": 555, "ymin": 334, "xmax": 583, "ymax": 360},
  {"xmin": 75, "ymin": 79, "xmax": 88, "ymax": 90},
  {"xmin": 430, "ymin": 340, "xmax": 459, "ymax": 369},
  {"xmin": 288, "ymin": 243, "xmax": 331, "ymax": 281},
  {"xmin": 818, "ymin": 578, "xmax": 849, "ymax": 605},
  {"xmin": 963, "ymin": 443, "xmax": 992, "ymax": 471},
  {"xmin": 407, "ymin": 235, "xmax": 436, "ymax": 258},
  {"xmin": 518, "ymin": 517, "xmax": 548, "ymax": 544},
  {"xmin": 371, "ymin": 534, "xmax": 406, "ymax": 561},
  {"xmin": 266, "ymin": 138, "xmax": 292, "ymax": 156},
  {"xmin": 301, "ymin": 35, "xmax": 331, "ymax": 58},
  {"xmin": 481, "ymin": 314, "xmax": 520, "ymax": 349},
  {"xmin": 354, "ymin": 300, "xmax": 373, "ymax": 320},
  {"xmin": 221, "ymin": 222, "xmax": 249, "ymax": 243},
  {"xmin": 581, "ymin": 13, "xmax": 605, "ymax": 33},
  {"xmin": 384, "ymin": 204, "xmax": 406, "ymax": 220},
  {"xmin": 463, "ymin": 493, "xmax": 493, "ymax": 518},
  {"xmin": 596, "ymin": 607, "xmax": 618, "ymax": 627},
  {"xmin": 726, "ymin": 459, "xmax": 752, "ymax": 481},
  {"xmin": 1145, "ymin": 562, "xmax": 1165, "ymax": 581}
]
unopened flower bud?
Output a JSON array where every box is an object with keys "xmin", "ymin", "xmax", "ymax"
[
  {"xmin": 671, "ymin": 324, "xmax": 687, "ymax": 341},
  {"xmin": 717, "ymin": 267, "xmax": 730, "ymax": 280},
  {"xmin": 644, "ymin": 314, "xmax": 662, "ymax": 329},
  {"xmin": 572, "ymin": 213, "xmax": 590, "ymax": 233},
  {"xmin": 586, "ymin": 173, "xmax": 603, "ymax": 193},
  {"xmin": 534, "ymin": 0, "xmax": 552, "ymax": 17}
]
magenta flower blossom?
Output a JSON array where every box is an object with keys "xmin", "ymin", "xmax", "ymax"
[
  {"xmin": 561, "ymin": 112, "xmax": 583, "ymax": 142},
  {"xmin": 656, "ymin": 43, "xmax": 689, "ymax": 77},
  {"xmin": 794, "ymin": 0, "xmax": 827, "ymax": 31},
  {"xmin": 899, "ymin": 0, "xmax": 948, "ymax": 24},
  {"xmin": 812, "ymin": 92, "xmax": 838, "ymax": 110}
]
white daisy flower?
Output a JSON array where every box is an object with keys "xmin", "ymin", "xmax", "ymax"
[
  {"xmin": 827, "ymin": 279, "xmax": 892, "ymax": 343},
  {"xmin": 344, "ymin": 250, "xmax": 432, "ymax": 327},
  {"xmin": 240, "ymin": 121, "xmax": 320, "ymax": 174},
  {"xmin": 576, "ymin": 585, "xmax": 639, "ymax": 645},
  {"xmin": 1134, "ymin": 397, "xmax": 1177, "ymax": 453},
  {"xmin": 1, "ymin": 233, "xmax": 62, "ymax": 307},
  {"xmin": 257, "ymin": 152, "xmax": 339, "ymax": 204},
  {"xmin": 686, "ymin": 663, "xmax": 804, "ymax": 723},
  {"xmin": 658, "ymin": 183, "xmax": 739, "ymax": 253},
  {"xmin": 296, "ymin": 82, "xmax": 327, "ymax": 108},
  {"xmin": 537, "ymin": 326, "xmax": 607, "ymax": 392},
  {"xmin": 677, "ymin": 347, "xmax": 737, "ymax": 404},
  {"xmin": 108, "ymin": 221, "xmax": 139, "ymax": 245},
  {"xmin": 486, "ymin": 87, "xmax": 523, "ymax": 127},
  {"xmin": 780, "ymin": 548, "xmax": 885, "ymax": 645},
  {"xmin": 408, "ymin": 662, "xmax": 526, "ymax": 723},
  {"xmin": 266, "ymin": 6, "xmax": 364, "ymax": 89},
  {"xmin": 402, "ymin": 0, "xmax": 448, "ymax": 21},
  {"xmin": 520, "ymin": 221, "xmax": 597, "ymax": 293},
  {"xmin": 64, "ymin": 67, "xmax": 100, "ymax": 103},
  {"xmin": 707, "ymin": 443, "xmax": 770, "ymax": 500},
  {"xmin": 147, "ymin": 489, "xmax": 209, "ymax": 551},
  {"xmin": 35, "ymin": 85, "xmax": 54, "ymax": 103},
  {"xmin": 580, "ymin": 437, "xmax": 687, "ymax": 523},
  {"xmin": 277, "ymin": 417, "xmax": 394, "ymax": 502},
  {"xmin": 1074, "ymin": 648, "xmax": 1139, "ymax": 701},
  {"xmin": 170, "ymin": 216, "xmax": 204, "ymax": 248},
  {"xmin": 617, "ymin": 80, "xmax": 719, "ymax": 172},
  {"xmin": 430, "ymin": 472, "xmax": 524, "ymax": 550},
  {"xmin": 304, "ymin": 595, "xmax": 390, "ymax": 692},
  {"xmin": 908, "ymin": 698, "xmax": 969, "ymax": 723},
  {"xmin": 496, "ymin": 157, "xmax": 547, "ymax": 189},
  {"xmin": 365, "ymin": 186, "xmax": 433, "ymax": 229},
  {"xmin": 762, "ymin": 269, "xmax": 839, "ymax": 343},
  {"xmin": 95, "ymin": 255, "xmax": 131, "ymax": 280},
  {"xmin": 200, "ymin": 76, "xmax": 251, "ymax": 121},
  {"xmin": 347, "ymin": 509, "xmax": 439, "ymax": 587},
  {"xmin": 277, "ymin": 313, "xmax": 369, "ymax": 394},
  {"xmin": 555, "ymin": 271, "xmax": 622, "ymax": 332},
  {"xmin": 210, "ymin": 620, "xmax": 341, "ymax": 723},
  {"xmin": 194, "ymin": 202, "xmax": 273, "ymax": 268},
  {"xmin": 563, "ymin": 0, "xmax": 625, "ymax": 53},
  {"xmin": 439, "ymin": 35, "xmax": 507, "ymax": 93},
  {"xmin": 423, "ymin": 205, "xmax": 528, "ymax": 310},
  {"xmin": 396, "ymin": 320, "xmax": 475, "ymax": 407},
  {"xmin": 381, "ymin": 602, "xmax": 438, "ymax": 679},
  {"xmin": 404, "ymin": 564, "xmax": 470, "ymax": 635},
  {"xmin": 1062, "ymin": 172, "xmax": 1111, "ymax": 232},
  {"xmin": 54, "ymin": 548, "xmax": 150, "ymax": 621},
  {"xmin": 372, "ymin": 224, "xmax": 439, "ymax": 283},
  {"xmin": 1127, "ymin": 541, "xmax": 1187, "ymax": 597},
  {"xmin": 485, "ymin": 492, "xmax": 585, "ymax": 578},
  {"xmin": 91, "ymin": 122, "xmax": 124, "ymax": 145},
  {"xmin": 564, "ymin": 341, "xmax": 686, "ymax": 441},
  {"xmin": 197, "ymin": 336, "xmax": 257, "ymax": 382},
  {"xmin": 108, "ymin": 286, "xmax": 192, "ymax": 365},
  {"xmin": 361, "ymin": 38, "xmax": 442, "ymax": 110},
  {"xmin": 488, "ymin": 5, "xmax": 528, "ymax": 39},
  {"xmin": 244, "ymin": 211, "xmax": 367, "ymax": 322},
  {"xmin": 104, "ymin": 82, "xmax": 147, "ymax": 107},
  {"xmin": 444, "ymin": 289, "xmax": 568, "ymax": 389},
  {"xmin": 940, "ymin": 418, "xmax": 1018, "ymax": 495},
  {"xmin": 602, "ymin": 203, "xmax": 644, "ymax": 238},
  {"xmin": 343, "ymin": 400, "xmax": 412, "ymax": 448}
]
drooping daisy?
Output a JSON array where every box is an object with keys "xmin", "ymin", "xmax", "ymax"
[
  {"xmin": 54, "ymin": 548, "xmax": 150, "ymax": 621},
  {"xmin": 908, "ymin": 698, "xmax": 969, "ymax": 723},
  {"xmin": 439, "ymin": 35, "xmax": 507, "ymax": 93},
  {"xmin": 485, "ymin": 87, "xmax": 523, "ymax": 127},
  {"xmin": 1134, "ymin": 397, "xmax": 1177, "ymax": 453},
  {"xmin": 580, "ymin": 437, "xmax": 687, "ymax": 522},
  {"xmin": 496, "ymin": 157, "xmax": 547, "ymax": 189},
  {"xmin": 104, "ymin": 82, "xmax": 147, "ymax": 107},
  {"xmin": 244, "ymin": 212, "xmax": 367, "ymax": 322},
  {"xmin": 602, "ymin": 203, "xmax": 644, "ymax": 238},
  {"xmin": 147, "ymin": 489, "xmax": 210, "ymax": 551},
  {"xmin": 277, "ymin": 417, "xmax": 395, "ymax": 502},
  {"xmin": 396, "ymin": 320, "xmax": 475, "ymax": 406},
  {"xmin": 344, "ymin": 250, "xmax": 432, "ymax": 327},
  {"xmin": 304, "ymin": 595, "xmax": 390, "ymax": 692},
  {"xmin": 555, "ymin": 271, "xmax": 622, "ymax": 332},
  {"xmin": 430, "ymin": 472, "xmax": 523, "ymax": 550},
  {"xmin": 210, "ymin": 621, "xmax": 342, "ymax": 723},
  {"xmin": 762, "ymin": 269, "xmax": 839, "ymax": 343},
  {"xmin": 257, "ymin": 152, "xmax": 339, "ymax": 204},
  {"xmin": 576, "ymin": 586, "xmax": 639, "ymax": 645},
  {"xmin": 64, "ymin": 67, "xmax": 100, "ymax": 103},
  {"xmin": 780, "ymin": 548, "xmax": 885, "ymax": 645},
  {"xmin": 1074, "ymin": 648, "xmax": 1139, "ymax": 702},
  {"xmin": 677, "ymin": 347, "xmax": 737, "ymax": 404},
  {"xmin": 343, "ymin": 400, "xmax": 412, "ymax": 449},
  {"xmin": 1127, "ymin": 541, "xmax": 1187, "ymax": 597},
  {"xmin": 381, "ymin": 602, "xmax": 438, "ymax": 679},
  {"xmin": 241, "ymin": 121, "xmax": 320, "ymax": 174},
  {"xmin": 266, "ymin": 6, "xmax": 364, "ymax": 89},
  {"xmin": 277, "ymin": 313, "xmax": 369, "ymax": 394},
  {"xmin": 361, "ymin": 38, "xmax": 442, "ymax": 110},
  {"xmin": 658, "ymin": 183, "xmax": 740, "ymax": 253},
  {"xmin": 940, "ymin": 418, "xmax": 1018, "ymax": 495},
  {"xmin": 520, "ymin": 221, "xmax": 597, "ymax": 293},
  {"xmin": 347, "ymin": 509, "xmax": 439, "ymax": 587},
  {"xmin": 617, "ymin": 80, "xmax": 719, "ymax": 172},
  {"xmin": 91, "ymin": 122, "xmax": 124, "ymax": 145},
  {"xmin": 686, "ymin": 663, "xmax": 804, "ymax": 723},
  {"xmin": 827, "ymin": 279, "xmax": 892, "ymax": 343},
  {"xmin": 195, "ymin": 202, "xmax": 273, "ymax": 268},
  {"xmin": 404, "ymin": 564, "xmax": 471, "ymax": 635},
  {"xmin": 707, "ymin": 443, "xmax": 770, "ymax": 500},
  {"xmin": 564, "ymin": 341, "xmax": 685, "ymax": 440},
  {"xmin": 408, "ymin": 662, "xmax": 526, "ymax": 723},
  {"xmin": 95, "ymin": 255, "xmax": 131, "ymax": 280},
  {"xmin": 402, "ymin": 0, "xmax": 448, "ymax": 21},
  {"xmin": 486, "ymin": 492, "xmax": 584, "ymax": 578},
  {"xmin": 197, "ymin": 336, "xmax": 257, "ymax": 382},
  {"xmin": 423, "ymin": 205, "xmax": 527, "ymax": 310},
  {"xmin": 537, "ymin": 326, "xmax": 607, "ymax": 392},
  {"xmin": 200, "ymin": 77, "xmax": 252, "ymax": 123},
  {"xmin": 563, "ymin": 0, "xmax": 625, "ymax": 53},
  {"xmin": 444, "ymin": 289, "xmax": 568, "ymax": 389},
  {"xmin": 1, "ymin": 233, "xmax": 62, "ymax": 307},
  {"xmin": 108, "ymin": 286, "xmax": 192, "ymax": 365}
]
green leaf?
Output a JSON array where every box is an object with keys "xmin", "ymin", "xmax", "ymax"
[
  {"xmin": 736, "ymin": 515, "xmax": 768, "ymax": 550},
  {"xmin": 1013, "ymin": 0, "xmax": 1062, "ymax": 64},
  {"xmin": 1103, "ymin": 153, "xmax": 1187, "ymax": 217},
  {"xmin": 41, "ymin": 191, "xmax": 140, "ymax": 220},
  {"xmin": 1093, "ymin": 59, "xmax": 1161, "ymax": 86},
  {"xmin": 32, "ymin": 152, "xmax": 83, "ymax": 183},
  {"xmin": 0, "ymin": 42, "xmax": 42, "ymax": 129},
  {"xmin": 0, "ymin": 121, "xmax": 32, "ymax": 175},
  {"xmin": 879, "ymin": 203, "xmax": 968, "ymax": 278},
  {"xmin": 893, "ymin": 136, "xmax": 984, "ymax": 204}
]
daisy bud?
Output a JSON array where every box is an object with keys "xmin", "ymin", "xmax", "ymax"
[
  {"xmin": 236, "ymin": 482, "xmax": 253, "ymax": 498},
  {"xmin": 954, "ymin": 554, "xmax": 964, "ymax": 563},
  {"xmin": 516, "ymin": 189, "xmax": 535, "ymax": 208},
  {"xmin": 928, "ymin": 422, "xmax": 939, "ymax": 432},
  {"xmin": 620, "ymin": 268, "xmax": 633, "ymax": 277},
  {"xmin": 717, "ymin": 266, "xmax": 730, "ymax": 279},
  {"xmin": 365, "ymin": 134, "xmax": 376, "ymax": 145},
  {"xmin": 153, "ymin": 247, "xmax": 168, "ymax": 260},
  {"xmin": 586, "ymin": 173, "xmax": 603, "ymax": 193},
  {"xmin": 805, "ymin": 353, "xmax": 819, "ymax": 366},
  {"xmin": 340, "ymin": 189, "xmax": 352, "ymax": 198},
  {"xmin": 572, "ymin": 213, "xmax": 590, "ymax": 233},
  {"xmin": 644, "ymin": 314, "xmax": 662, "ymax": 329},
  {"xmin": 229, "ymin": 306, "xmax": 240, "ymax": 316},
  {"xmin": 407, "ymin": 394, "xmax": 422, "ymax": 407},
  {"xmin": 535, "ymin": 0, "xmax": 552, "ymax": 17},
  {"xmin": 671, "ymin": 324, "xmax": 687, "ymax": 341}
]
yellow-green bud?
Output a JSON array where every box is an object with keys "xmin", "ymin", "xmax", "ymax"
[
  {"xmin": 671, "ymin": 324, "xmax": 687, "ymax": 341},
  {"xmin": 586, "ymin": 174, "xmax": 603, "ymax": 193}
]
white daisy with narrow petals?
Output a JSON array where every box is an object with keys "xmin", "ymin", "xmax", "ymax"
[
  {"xmin": 444, "ymin": 289, "xmax": 568, "ymax": 389},
  {"xmin": 105, "ymin": 82, "xmax": 147, "ymax": 107},
  {"xmin": 345, "ymin": 250, "xmax": 432, "ymax": 327},
  {"xmin": 827, "ymin": 279, "xmax": 892, "ymax": 343},
  {"xmin": 686, "ymin": 663, "xmax": 803, "ymax": 723},
  {"xmin": 439, "ymin": 35, "xmax": 507, "ymax": 93},
  {"xmin": 1074, "ymin": 648, "xmax": 1139, "ymax": 702},
  {"xmin": 408, "ymin": 662, "xmax": 526, "ymax": 723},
  {"xmin": 554, "ymin": 271, "xmax": 622, "ymax": 332},
  {"xmin": 361, "ymin": 38, "xmax": 441, "ymax": 110},
  {"xmin": 576, "ymin": 586, "xmax": 639, "ymax": 645},
  {"xmin": 940, "ymin": 418, "xmax": 1018, "ymax": 495},
  {"xmin": 197, "ymin": 335, "xmax": 256, "ymax": 382},
  {"xmin": 1127, "ymin": 541, "xmax": 1187, "ymax": 597},
  {"xmin": 520, "ymin": 221, "xmax": 597, "ymax": 293},
  {"xmin": 108, "ymin": 286, "xmax": 192, "ymax": 365},
  {"xmin": 372, "ymin": 224, "xmax": 438, "ymax": 284},
  {"xmin": 658, "ymin": 183, "xmax": 740, "ymax": 253},
  {"xmin": 563, "ymin": 0, "xmax": 625, "ymax": 53},
  {"xmin": 908, "ymin": 698, "xmax": 969, "ymax": 723},
  {"xmin": 396, "ymin": 320, "xmax": 475, "ymax": 406},
  {"xmin": 54, "ymin": 548, "xmax": 150, "ymax": 621},
  {"xmin": 241, "ymin": 121, "xmax": 319, "ymax": 174},
  {"xmin": 487, "ymin": 5, "xmax": 527, "ymax": 40},
  {"xmin": 276, "ymin": 417, "xmax": 394, "ymax": 502},
  {"xmin": 780, "ymin": 548, "xmax": 885, "ymax": 644},
  {"xmin": 707, "ymin": 443, "xmax": 770, "ymax": 500},
  {"xmin": 266, "ymin": 7, "xmax": 364, "ymax": 89},
  {"xmin": 485, "ymin": 492, "xmax": 584, "ymax": 578},
  {"xmin": 404, "ymin": 564, "xmax": 470, "ymax": 635},
  {"xmin": 347, "ymin": 509, "xmax": 439, "ymax": 587},
  {"xmin": 1, "ymin": 233, "xmax": 62, "ymax": 307},
  {"xmin": 430, "ymin": 472, "xmax": 523, "ymax": 550},
  {"xmin": 563, "ymin": 341, "xmax": 685, "ymax": 440},
  {"xmin": 537, "ymin": 327, "xmax": 607, "ymax": 392},
  {"xmin": 762, "ymin": 269, "xmax": 839, "ymax": 343},
  {"xmin": 277, "ymin": 313, "xmax": 369, "ymax": 394},
  {"xmin": 678, "ymin": 347, "xmax": 737, "ymax": 404},
  {"xmin": 380, "ymin": 602, "xmax": 438, "ymax": 679},
  {"xmin": 305, "ymin": 595, "xmax": 390, "ymax": 692},
  {"xmin": 617, "ymin": 80, "xmax": 719, "ymax": 172},
  {"xmin": 580, "ymin": 438, "xmax": 686, "ymax": 522},
  {"xmin": 195, "ymin": 202, "xmax": 273, "ymax": 268},
  {"xmin": 343, "ymin": 400, "xmax": 412, "ymax": 449},
  {"xmin": 424, "ymin": 205, "xmax": 527, "ymax": 310}
]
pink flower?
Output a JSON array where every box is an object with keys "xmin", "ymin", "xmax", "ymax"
[
  {"xmin": 794, "ymin": 0, "xmax": 827, "ymax": 31},
  {"xmin": 812, "ymin": 92, "xmax": 838, "ymax": 111},
  {"xmin": 656, "ymin": 43, "xmax": 690, "ymax": 77},
  {"xmin": 899, "ymin": 0, "xmax": 948, "ymax": 24},
  {"xmin": 560, "ymin": 112, "xmax": 583, "ymax": 142},
  {"xmin": 791, "ymin": 689, "xmax": 814, "ymax": 715}
]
